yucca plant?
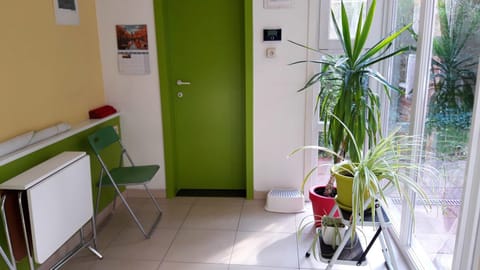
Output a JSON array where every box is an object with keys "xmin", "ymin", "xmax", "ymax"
[
  {"xmin": 290, "ymin": 0, "xmax": 412, "ymax": 195},
  {"xmin": 429, "ymin": 0, "xmax": 479, "ymax": 117},
  {"xmin": 426, "ymin": 0, "xmax": 480, "ymax": 156}
]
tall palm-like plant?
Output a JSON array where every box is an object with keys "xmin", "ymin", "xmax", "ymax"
[
  {"xmin": 291, "ymin": 0, "xmax": 411, "ymax": 195},
  {"xmin": 427, "ymin": 0, "xmax": 480, "ymax": 143}
]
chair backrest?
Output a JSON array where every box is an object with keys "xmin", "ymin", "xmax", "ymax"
[{"xmin": 88, "ymin": 126, "xmax": 120, "ymax": 155}]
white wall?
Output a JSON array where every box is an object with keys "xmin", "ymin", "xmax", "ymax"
[
  {"xmin": 94, "ymin": 0, "xmax": 315, "ymax": 194},
  {"xmin": 253, "ymin": 0, "xmax": 312, "ymax": 192},
  {"xmin": 95, "ymin": 0, "xmax": 165, "ymax": 189}
]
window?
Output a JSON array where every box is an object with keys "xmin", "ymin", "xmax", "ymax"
[
  {"xmin": 386, "ymin": 0, "xmax": 480, "ymax": 269},
  {"xmin": 328, "ymin": 0, "xmax": 367, "ymax": 40},
  {"xmin": 318, "ymin": 0, "xmax": 383, "ymax": 51}
]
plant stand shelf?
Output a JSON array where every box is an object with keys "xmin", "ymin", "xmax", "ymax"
[
  {"xmin": 305, "ymin": 199, "xmax": 396, "ymax": 270},
  {"xmin": 317, "ymin": 234, "xmax": 367, "ymax": 266}
]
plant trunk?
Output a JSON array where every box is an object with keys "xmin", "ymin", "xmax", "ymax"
[{"xmin": 323, "ymin": 142, "xmax": 346, "ymax": 196}]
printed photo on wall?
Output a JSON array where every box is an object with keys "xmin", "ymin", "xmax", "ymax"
[
  {"xmin": 116, "ymin": 24, "xmax": 150, "ymax": 75},
  {"xmin": 116, "ymin": 24, "xmax": 149, "ymax": 50}
]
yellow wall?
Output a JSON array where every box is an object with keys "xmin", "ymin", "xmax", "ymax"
[{"xmin": 0, "ymin": 1, "xmax": 105, "ymax": 141}]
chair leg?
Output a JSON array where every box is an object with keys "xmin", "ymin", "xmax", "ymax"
[
  {"xmin": 94, "ymin": 169, "xmax": 105, "ymax": 219},
  {"xmin": 114, "ymin": 187, "xmax": 150, "ymax": 238},
  {"xmin": 112, "ymin": 191, "xmax": 118, "ymax": 212},
  {"xmin": 143, "ymin": 184, "xmax": 163, "ymax": 238}
]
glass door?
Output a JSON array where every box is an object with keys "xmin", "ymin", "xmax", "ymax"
[{"xmin": 387, "ymin": 0, "xmax": 480, "ymax": 269}]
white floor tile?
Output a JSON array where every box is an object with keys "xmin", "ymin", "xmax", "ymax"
[
  {"xmin": 58, "ymin": 197, "xmax": 413, "ymax": 270},
  {"xmin": 182, "ymin": 202, "xmax": 242, "ymax": 230},
  {"xmin": 239, "ymin": 200, "xmax": 297, "ymax": 233},
  {"xmin": 230, "ymin": 265, "xmax": 298, "ymax": 270},
  {"xmin": 159, "ymin": 262, "xmax": 229, "ymax": 270},
  {"xmin": 231, "ymin": 231, "xmax": 298, "ymax": 268},
  {"xmin": 193, "ymin": 197, "xmax": 244, "ymax": 207},
  {"xmin": 165, "ymin": 229, "xmax": 236, "ymax": 264},
  {"xmin": 91, "ymin": 258, "xmax": 161, "ymax": 270},
  {"xmin": 157, "ymin": 201, "xmax": 192, "ymax": 229},
  {"xmin": 101, "ymin": 227, "xmax": 177, "ymax": 260}
]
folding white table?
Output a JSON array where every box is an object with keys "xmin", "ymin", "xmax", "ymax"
[{"xmin": 0, "ymin": 152, "xmax": 102, "ymax": 270}]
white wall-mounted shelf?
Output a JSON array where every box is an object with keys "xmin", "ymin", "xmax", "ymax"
[{"xmin": 0, "ymin": 113, "xmax": 120, "ymax": 166}]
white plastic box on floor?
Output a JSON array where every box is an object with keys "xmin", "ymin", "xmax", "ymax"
[{"xmin": 264, "ymin": 189, "xmax": 304, "ymax": 213}]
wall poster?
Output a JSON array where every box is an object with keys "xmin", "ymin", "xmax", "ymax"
[{"xmin": 116, "ymin": 24, "xmax": 150, "ymax": 75}]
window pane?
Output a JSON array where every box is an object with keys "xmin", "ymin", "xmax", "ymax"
[
  {"xmin": 388, "ymin": 0, "xmax": 480, "ymax": 269},
  {"xmin": 329, "ymin": 0, "xmax": 367, "ymax": 40}
]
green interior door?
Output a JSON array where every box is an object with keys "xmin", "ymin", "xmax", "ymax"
[{"xmin": 164, "ymin": 0, "xmax": 245, "ymax": 192}]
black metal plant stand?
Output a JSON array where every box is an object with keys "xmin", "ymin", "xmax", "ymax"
[{"xmin": 305, "ymin": 199, "xmax": 397, "ymax": 270}]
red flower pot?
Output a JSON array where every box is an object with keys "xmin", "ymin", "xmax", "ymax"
[{"xmin": 309, "ymin": 185, "xmax": 339, "ymax": 227}]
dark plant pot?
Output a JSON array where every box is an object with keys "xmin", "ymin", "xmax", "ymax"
[{"xmin": 309, "ymin": 185, "xmax": 339, "ymax": 227}]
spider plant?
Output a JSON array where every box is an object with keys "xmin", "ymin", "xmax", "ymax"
[
  {"xmin": 290, "ymin": 0, "xmax": 412, "ymax": 195},
  {"xmin": 292, "ymin": 115, "xmax": 437, "ymax": 241}
]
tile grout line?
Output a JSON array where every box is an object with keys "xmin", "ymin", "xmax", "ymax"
[
  {"xmin": 226, "ymin": 198, "xmax": 246, "ymax": 269},
  {"xmin": 158, "ymin": 198, "xmax": 196, "ymax": 267}
]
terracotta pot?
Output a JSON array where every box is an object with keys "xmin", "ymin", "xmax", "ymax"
[{"xmin": 309, "ymin": 185, "xmax": 339, "ymax": 227}]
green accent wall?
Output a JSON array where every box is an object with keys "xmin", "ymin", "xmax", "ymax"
[
  {"xmin": 153, "ymin": 0, "xmax": 254, "ymax": 198},
  {"xmin": 0, "ymin": 116, "xmax": 121, "ymax": 270},
  {"xmin": 244, "ymin": 0, "xmax": 253, "ymax": 200}
]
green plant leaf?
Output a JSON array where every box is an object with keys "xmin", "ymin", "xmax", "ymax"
[
  {"xmin": 358, "ymin": 23, "xmax": 412, "ymax": 64},
  {"xmin": 353, "ymin": 0, "xmax": 376, "ymax": 61}
]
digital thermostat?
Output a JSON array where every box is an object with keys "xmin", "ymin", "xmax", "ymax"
[{"xmin": 263, "ymin": 29, "xmax": 282, "ymax": 42}]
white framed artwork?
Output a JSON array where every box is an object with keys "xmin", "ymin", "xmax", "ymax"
[{"xmin": 53, "ymin": 0, "xmax": 80, "ymax": 25}]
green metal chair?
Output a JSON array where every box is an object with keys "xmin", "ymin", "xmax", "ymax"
[{"xmin": 88, "ymin": 126, "xmax": 162, "ymax": 239}]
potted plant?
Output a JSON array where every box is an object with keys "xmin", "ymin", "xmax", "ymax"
[
  {"xmin": 295, "ymin": 117, "xmax": 437, "ymax": 258},
  {"xmin": 298, "ymin": 214, "xmax": 347, "ymax": 260},
  {"xmin": 290, "ymin": 0, "xmax": 412, "ymax": 225},
  {"xmin": 300, "ymin": 115, "xmax": 436, "ymax": 232},
  {"xmin": 320, "ymin": 215, "xmax": 346, "ymax": 249}
]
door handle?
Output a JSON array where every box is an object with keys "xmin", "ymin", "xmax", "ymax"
[{"xmin": 177, "ymin": 80, "xmax": 191, "ymax": 86}]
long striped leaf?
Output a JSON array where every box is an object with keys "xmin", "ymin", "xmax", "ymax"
[
  {"xmin": 340, "ymin": 2, "xmax": 353, "ymax": 58},
  {"xmin": 353, "ymin": 0, "xmax": 376, "ymax": 61},
  {"xmin": 358, "ymin": 23, "xmax": 412, "ymax": 64}
]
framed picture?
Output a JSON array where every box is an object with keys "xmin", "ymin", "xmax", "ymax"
[{"xmin": 53, "ymin": 0, "xmax": 79, "ymax": 25}]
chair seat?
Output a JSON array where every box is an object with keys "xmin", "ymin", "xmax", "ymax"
[{"xmin": 101, "ymin": 165, "xmax": 160, "ymax": 186}]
